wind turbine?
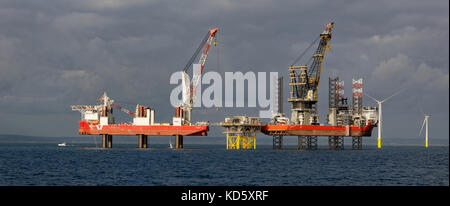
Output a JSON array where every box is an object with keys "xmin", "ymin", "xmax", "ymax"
[
  {"xmin": 364, "ymin": 90, "xmax": 402, "ymax": 149},
  {"xmin": 419, "ymin": 113, "xmax": 430, "ymax": 148}
]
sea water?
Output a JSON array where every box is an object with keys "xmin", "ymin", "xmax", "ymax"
[{"xmin": 0, "ymin": 142, "xmax": 447, "ymax": 186}]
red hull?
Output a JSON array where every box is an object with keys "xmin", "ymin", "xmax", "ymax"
[
  {"xmin": 78, "ymin": 121, "xmax": 208, "ymax": 136},
  {"xmin": 261, "ymin": 124, "xmax": 375, "ymax": 137}
]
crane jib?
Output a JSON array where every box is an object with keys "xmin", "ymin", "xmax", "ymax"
[
  {"xmin": 289, "ymin": 23, "xmax": 333, "ymax": 102},
  {"xmin": 183, "ymin": 28, "xmax": 218, "ymax": 73},
  {"xmin": 183, "ymin": 31, "xmax": 210, "ymax": 72},
  {"xmin": 180, "ymin": 28, "xmax": 218, "ymax": 108}
]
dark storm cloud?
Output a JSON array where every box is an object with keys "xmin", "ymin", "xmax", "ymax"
[{"xmin": 0, "ymin": 0, "xmax": 448, "ymax": 140}]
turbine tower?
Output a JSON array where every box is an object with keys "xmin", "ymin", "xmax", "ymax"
[
  {"xmin": 364, "ymin": 91, "xmax": 401, "ymax": 149},
  {"xmin": 419, "ymin": 114, "xmax": 430, "ymax": 148}
]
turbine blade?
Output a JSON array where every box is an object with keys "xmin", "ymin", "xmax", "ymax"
[
  {"xmin": 364, "ymin": 93, "xmax": 380, "ymax": 102},
  {"xmin": 382, "ymin": 89, "xmax": 402, "ymax": 103},
  {"xmin": 419, "ymin": 118, "xmax": 426, "ymax": 136}
]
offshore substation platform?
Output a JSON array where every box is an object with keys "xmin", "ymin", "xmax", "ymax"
[{"xmin": 71, "ymin": 22, "xmax": 378, "ymax": 150}]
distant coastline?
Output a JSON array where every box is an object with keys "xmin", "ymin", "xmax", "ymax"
[{"xmin": 0, "ymin": 134, "xmax": 448, "ymax": 146}]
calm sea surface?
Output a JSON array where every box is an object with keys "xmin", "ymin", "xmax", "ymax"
[{"xmin": 0, "ymin": 143, "xmax": 447, "ymax": 186}]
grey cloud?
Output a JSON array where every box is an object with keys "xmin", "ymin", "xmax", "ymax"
[{"xmin": 51, "ymin": 12, "xmax": 115, "ymax": 32}]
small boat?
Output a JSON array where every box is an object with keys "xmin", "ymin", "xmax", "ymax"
[{"xmin": 58, "ymin": 142, "xmax": 67, "ymax": 147}]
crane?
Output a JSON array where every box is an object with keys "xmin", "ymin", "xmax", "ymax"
[
  {"xmin": 178, "ymin": 27, "xmax": 219, "ymax": 124},
  {"xmin": 288, "ymin": 22, "xmax": 334, "ymax": 125},
  {"xmin": 97, "ymin": 92, "xmax": 136, "ymax": 116}
]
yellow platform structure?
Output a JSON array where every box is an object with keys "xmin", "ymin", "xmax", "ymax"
[
  {"xmin": 226, "ymin": 132, "xmax": 256, "ymax": 150},
  {"xmin": 219, "ymin": 116, "xmax": 263, "ymax": 150}
]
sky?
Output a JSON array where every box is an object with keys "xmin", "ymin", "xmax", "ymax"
[{"xmin": 0, "ymin": 0, "xmax": 448, "ymax": 144}]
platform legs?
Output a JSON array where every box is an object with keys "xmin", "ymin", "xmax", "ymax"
[
  {"xmin": 102, "ymin": 134, "xmax": 107, "ymax": 148},
  {"xmin": 175, "ymin": 135, "xmax": 183, "ymax": 149},
  {"xmin": 273, "ymin": 135, "xmax": 283, "ymax": 150},
  {"xmin": 107, "ymin": 135, "xmax": 113, "ymax": 148},
  {"xmin": 101, "ymin": 134, "xmax": 113, "ymax": 148},
  {"xmin": 101, "ymin": 134, "xmax": 112, "ymax": 148},
  {"xmin": 298, "ymin": 136, "xmax": 317, "ymax": 150},
  {"xmin": 143, "ymin": 135, "xmax": 147, "ymax": 148},
  {"xmin": 352, "ymin": 137, "xmax": 362, "ymax": 150},
  {"xmin": 138, "ymin": 134, "xmax": 148, "ymax": 149},
  {"xmin": 328, "ymin": 136, "xmax": 344, "ymax": 150},
  {"xmin": 298, "ymin": 136, "xmax": 305, "ymax": 150}
]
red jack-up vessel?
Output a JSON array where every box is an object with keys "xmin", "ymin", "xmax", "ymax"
[{"xmin": 72, "ymin": 28, "xmax": 219, "ymax": 149}]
